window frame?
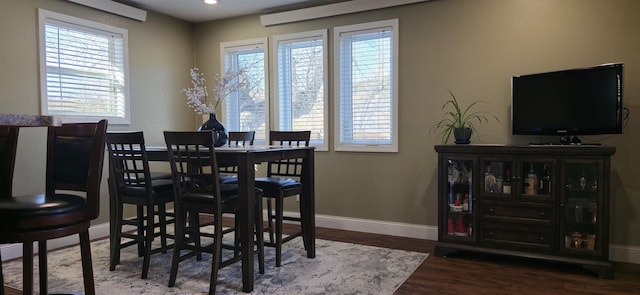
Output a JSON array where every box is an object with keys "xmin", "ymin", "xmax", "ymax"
[
  {"xmin": 271, "ymin": 29, "xmax": 328, "ymax": 151},
  {"xmin": 220, "ymin": 38, "xmax": 269, "ymax": 144},
  {"xmin": 38, "ymin": 9, "xmax": 131, "ymax": 124},
  {"xmin": 333, "ymin": 19, "xmax": 399, "ymax": 153}
]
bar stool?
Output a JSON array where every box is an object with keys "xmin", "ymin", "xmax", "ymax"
[
  {"xmin": 163, "ymin": 131, "xmax": 264, "ymax": 294},
  {"xmin": 105, "ymin": 131, "xmax": 176, "ymax": 279},
  {"xmin": 0, "ymin": 120, "xmax": 107, "ymax": 295},
  {"xmin": 255, "ymin": 130, "xmax": 310, "ymax": 267}
]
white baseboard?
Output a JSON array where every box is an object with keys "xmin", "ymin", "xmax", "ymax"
[
  {"xmin": 292, "ymin": 211, "xmax": 640, "ymax": 265},
  {"xmin": 314, "ymin": 212, "xmax": 439, "ymax": 240},
  {"xmin": 3, "ymin": 212, "xmax": 638, "ymax": 265}
]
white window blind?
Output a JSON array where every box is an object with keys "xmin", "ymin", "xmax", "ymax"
[
  {"xmin": 334, "ymin": 19, "xmax": 398, "ymax": 152},
  {"xmin": 274, "ymin": 30, "xmax": 328, "ymax": 149},
  {"xmin": 221, "ymin": 39, "xmax": 268, "ymax": 142},
  {"xmin": 39, "ymin": 9, "xmax": 130, "ymax": 124}
]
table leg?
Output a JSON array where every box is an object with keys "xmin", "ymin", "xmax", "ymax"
[
  {"xmin": 301, "ymin": 149, "xmax": 316, "ymax": 258},
  {"xmin": 108, "ymin": 177, "xmax": 116, "ymax": 263},
  {"xmin": 237, "ymin": 154, "xmax": 255, "ymax": 292}
]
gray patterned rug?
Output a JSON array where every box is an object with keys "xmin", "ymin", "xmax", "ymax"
[{"xmin": 3, "ymin": 231, "xmax": 427, "ymax": 294}]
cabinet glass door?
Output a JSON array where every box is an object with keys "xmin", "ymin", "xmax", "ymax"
[
  {"xmin": 562, "ymin": 161, "xmax": 601, "ymax": 254},
  {"xmin": 445, "ymin": 158, "xmax": 473, "ymax": 239},
  {"xmin": 480, "ymin": 159, "xmax": 514, "ymax": 197},
  {"xmin": 519, "ymin": 159, "xmax": 554, "ymax": 199}
]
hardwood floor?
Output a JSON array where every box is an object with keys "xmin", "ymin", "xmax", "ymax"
[
  {"xmin": 4, "ymin": 224, "xmax": 640, "ymax": 294},
  {"xmin": 314, "ymin": 227, "xmax": 640, "ymax": 295}
]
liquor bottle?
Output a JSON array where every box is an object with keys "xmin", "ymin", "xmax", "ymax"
[
  {"xmin": 524, "ymin": 164, "xmax": 537, "ymax": 195},
  {"xmin": 539, "ymin": 164, "xmax": 551, "ymax": 195},
  {"xmin": 466, "ymin": 193, "xmax": 472, "ymax": 212},
  {"xmin": 502, "ymin": 168, "xmax": 512, "ymax": 194},
  {"xmin": 484, "ymin": 165, "xmax": 497, "ymax": 192},
  {"xmin": 462, "ymin": 195, "xmax": 469, "ymax": 212},
  {"xmin": 580, "ymin": 169, "xmax": 587, "ymax": 190}
]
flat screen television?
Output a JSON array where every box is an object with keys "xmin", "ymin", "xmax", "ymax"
[{"xmin": 511, "ymin": 63, "xmax": 623, "ymax": 139}]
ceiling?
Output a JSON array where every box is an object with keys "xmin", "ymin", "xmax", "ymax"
[{"xmin": 115, "ymin": 0, "xmax": 350, "ymax": 23}]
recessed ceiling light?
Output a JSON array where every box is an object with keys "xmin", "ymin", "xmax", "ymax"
[{"xmin": 204, "ymin": 0, "xmax": 218, "ymax": 4}]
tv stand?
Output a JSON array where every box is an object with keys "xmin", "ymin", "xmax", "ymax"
[
  {"xmin": 529, "ymin": 142, "xmax": 602, "ymax": 146},
  {"xmin": 529, "ymin": 136, "xmax": 601, "ymax": 146},
  {"xmin": 434, "ymin": 144, "xmax": 616, "ymax": 278},
  {"xmin": 560, "ymin": 135, "xmax": 582, "ymax": 144}
]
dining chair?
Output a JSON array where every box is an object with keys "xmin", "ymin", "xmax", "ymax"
[
  {"xmin": 0, "ymin": 120, "xmax": 107, "ymax": 295},
  {"xmin": 215, "ymin": 131, "xmax": 255, "ymax": 255},
  {"xmin": 0, "ymin": 126, "xmax": 19, "ymax": 295},
  {"xmin": 105, "ymin": 131, "xmax": 176, "ymax": 279},
  {"xmin": 163, "ymin": 131, "xmax": 264, "ymax": 294},
  {"xmin": 255, "ymin": 130, "xmax": 311, "ymax": 267},
  {"xmin": 0, "ymin": 126, "xmax": 19, "ymax": 199},
  {"xmin": 219, "ymin": 131, "xmax": 255, "ymax": 184}
]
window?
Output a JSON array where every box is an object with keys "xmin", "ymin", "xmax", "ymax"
[
  {"xmin": 39, "ymin": 9, "xmax": 130, "ymax": 124},
  {"xmin": 334, "ymin": 19, "xmax": 398, "ymax": 152},
  {"xmin": 221, "ymin": 38, "xmax": 268, "ymax": 142},
  {"xmin": 273, "ymin": 30, "xmax": 328, "ymax": 150}
]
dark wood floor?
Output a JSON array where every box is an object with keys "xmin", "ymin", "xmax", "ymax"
[
  {"xmin": 4, "ymin": 224, "xmax": 640, "ymax": 294},
  {"xmin": 314, "ymin": 227, "xmax": 640, "ymax": 295}
]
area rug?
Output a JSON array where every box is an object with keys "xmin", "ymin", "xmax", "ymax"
[{"xmin": 3, "ymin": 231, "xmax": 427, "ymax": 294}]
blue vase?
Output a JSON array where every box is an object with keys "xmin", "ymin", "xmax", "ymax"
[{"xmin": 198, "ymin": 113, "xmax": 228, "ymax": 147}]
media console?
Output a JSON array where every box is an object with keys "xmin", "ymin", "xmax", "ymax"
[{"xmin": 434, "ymin": 144, "xmax": 616, "ymax": 278}]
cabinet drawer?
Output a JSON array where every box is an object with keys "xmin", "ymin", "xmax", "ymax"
[
  {"xmin": 480, "ymin": 200, "xmax": 553, "ymax": 225},
  {"xmin": 480, "ymin": 223, "xmax": 553, "ymax": 251}
]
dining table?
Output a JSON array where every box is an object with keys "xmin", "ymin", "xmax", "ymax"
[{"xmin": 108, "ymin": 143, "xmax": 316, "ymax": 293}]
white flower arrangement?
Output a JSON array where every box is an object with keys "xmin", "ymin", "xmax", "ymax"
[{"xmin": 182, "ymin": 67, "xmax": 248, "ymax": 114}]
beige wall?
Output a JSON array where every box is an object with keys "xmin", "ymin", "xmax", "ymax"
[
  {"xmin": 0, "ymin": 0, "xmax": 195, "ymax": 224},
  {"xmin": 194, "ymin": 0, "xmax": 640, "ymax": 246},
  {"xmin": 2, "ymin": 0, "xmax": 639, "ymax": 248}
]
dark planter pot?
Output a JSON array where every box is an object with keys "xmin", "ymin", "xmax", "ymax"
[
  {"xmin": 453, "ymin": 128, "xmax": 472, "ymax": 144},
  {"xmin": 198, "ymin": 113, "xmax": 228, "ymax": 147}
]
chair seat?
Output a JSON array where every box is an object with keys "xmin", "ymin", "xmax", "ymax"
[
  {"xmin": 124, "ymin": 171, "xmax": 172, "ymax": 181},
  {"xmin": 218, "ymin": 174, "xmax": 238, "ymax": 184},
  {"xmin": 183, "ymin": 185, "xmax": 263, "ymax": 209},
  {"xmin": 255, "ymin": 177, "xmax": 301, "ymax": 195},
  {"xmin": 120, "ymin": 178, "xmax": 174, "ymax": 196},
  {"xmin": 0, "ymin": 193, "xmax": 85, "ymax": 218}
]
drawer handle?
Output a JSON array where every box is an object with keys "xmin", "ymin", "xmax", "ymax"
[
  {"xmin": 488, "ymin": 208, "xmax": 495, "ymax": 213},
  {"xmin": 489, "ymin": 231, "xmax": 494, "ymax": 236},
  {"xmin": 539, "ymin": 211, "xmax": 545, "ymax": 216},
  {"xmin": 539, "ymin": 236, "xmax": 545, "ymax": 241}
]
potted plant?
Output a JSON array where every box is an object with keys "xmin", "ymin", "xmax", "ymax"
[{"xmin": 432, "ymin": 90, "xmax": 499, "ymax": 144}]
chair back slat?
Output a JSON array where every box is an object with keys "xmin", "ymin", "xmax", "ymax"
[
  {"xmin": 105, "ymin": 132, "xmax": 154, "ymax": 195},
  {"xmin": 0, "ymin": 127, "xmax": 19, "ymax": 199},
  {"xmin": 227, "ymin": 131, "xmax": 255, "ymax": 147},
  {"xmin": 164, "ymin": 131, "xmax": 222, "ymax": 207},
  {"xmin": 267, "ymin": 131, "xmax": 310, "ymax": 178},
  {"xmin": 46, "ymin": 120, "xmax": 108, "ymax": 220}
]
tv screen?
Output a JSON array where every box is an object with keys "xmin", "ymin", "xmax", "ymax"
[{"xmin": 511, "ymin": 63, "xmax": 623, "ymax": 137}]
